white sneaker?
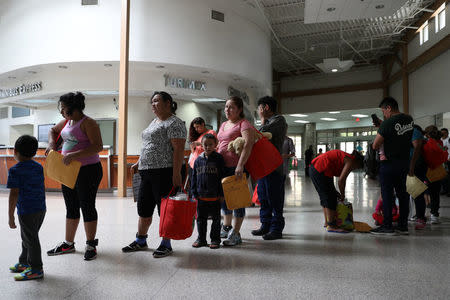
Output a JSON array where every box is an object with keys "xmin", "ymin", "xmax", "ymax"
[
  {"xmin": 222, "ymin": 230, "xmax": 242, "ymax": 246},
  {"xmin": 431, "ymin": 214, "xmax": 440, "ymax": 224}
]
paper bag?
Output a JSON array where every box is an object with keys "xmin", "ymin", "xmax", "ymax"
[
  {"xmin": 45, "ymin": 150, "xmax": 81, "ymax": 189},
  {"xmin": 221, "ymin": 174, "xmax": 252, "ymax": 210},
  {"xmin": 406, "ymin": 175, "xmax": 428, "ymax": 198}
]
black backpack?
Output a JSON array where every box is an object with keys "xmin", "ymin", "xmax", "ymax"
[{"xmin": 364, "ymin": 143, "xmax": 379, "ymax": 179}]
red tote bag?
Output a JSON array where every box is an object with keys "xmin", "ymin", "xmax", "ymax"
[
  {"xmin": 245, "ymin": 131, "xmax": 283, "ymax": 180},
  {"xmin": 159, "ymin": 188, "xmax": 197, "ymax": 240},
  {"xmin": 423, "ymin": 139, "xmax": 447, "ymax": 169}
]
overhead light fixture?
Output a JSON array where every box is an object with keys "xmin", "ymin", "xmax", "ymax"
[
  {"xmin": 155, "ymin": 65, "xmax": 165, "ymax": 69},
  {"xmin": 320, "ymin": 118, "xmax": 337, "ymax": 121},
  {"xmin": 331, "ymin": 68, "xmax": 338, "ymax": 72},
  {"xmin": 58, "ymin": 65, "xmax": 68, "ymax": 69},
  {"xmin": 104, "ymin": 63, "xmax": 112, "ymax": 67},
  {"xmin": 375, "ymin": 4, "xmax": 384, "ymax": 9},
  {"xmin": 327, "ymin": 7, "xmax": 336, "ymax": 12},
  {"xmin": 22, "ymin": 99, "xmax": 55, "ymax": 104},
  {"xmin": 329, "ymin": 111, "xmax": 340, "ymax": 114},
  {"xmin": 316, "ymin": 58, "xmax": 354, "ymax": 73},
  {"xmin": 290, "ymin": 113, "xmax": 308, "ymax": 117},
  {"xmin": 351, "ymin": 114, "xmax": 369, "ymax": 118},
  {"xmin": 201, "ymin": 70, "xmax": 210, "ymax": 74},
  {"xmin": 192, "ymin": 98, "xmax": 225, "ymax": 103},
  {"xmin": 84, "ymin": 90, "xmax": 119, "ymax": 96},
  {"xmin": 294, "ymin": 120, "xmax": 309, "ymax": 123}
]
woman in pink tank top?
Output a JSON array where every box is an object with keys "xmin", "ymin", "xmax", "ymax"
[{"xmin": 45, "ymin": 92, "xmax": 103, "ymax": 261}]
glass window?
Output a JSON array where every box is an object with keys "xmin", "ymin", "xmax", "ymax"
[
  {"xmin": 439, "ymin": 9, "xmax": 446, "ymax": 31},
  {"xmin": 12, "ymin": 107, "xmax": 30, "ymax": 118},
  {"xmin": 346, "ymin": 142, "xmax": 354, "ymax": 153},
  {"xmin": 424, "ymin": 21, "xmax": 429, "ymax": 43}
]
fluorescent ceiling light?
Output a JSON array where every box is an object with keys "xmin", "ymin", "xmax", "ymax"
[
  {"xmin": 329, "ymin": 111, "xmax": 340, "ymax": 114},
  {"xmin": 294, "ymin": 120, "xmax": 309, "ymax": 123},
  {"xmin": 320, "ymin": 117, "xmax": 337, "ymax": 121},
  {"xmin": 84, "ymin": 90, "xmax": 119, "ymax": 96},
  {"xmin": 331, "ymin": 69, "xmax": 338, "ymax": 72},
  {"xmin": 351, "ymin": 114, "xmax": 368, "ymax": 118},
  {"xmin": 192, "ymin": 98, "xmax": 225, "ymax": 103},
  {"xmin": 22, "ymin": 99, "xmax": 55, "ymax": 104},
  {"xmin": 290, "ymin": 114, "xmax": 308, "ymax": 117}
]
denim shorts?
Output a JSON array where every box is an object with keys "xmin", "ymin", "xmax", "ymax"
[{"xmin": 221, "ymin": 166, "xmax": 246, "ymax": 218}]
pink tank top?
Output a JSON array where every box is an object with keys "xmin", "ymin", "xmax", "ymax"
[{"xmin": 61, "ymin": 116, "xmax": 100, "ymax": 166}]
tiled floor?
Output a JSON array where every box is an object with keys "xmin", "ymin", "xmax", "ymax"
[{"xmin": 1, "ymin": 171, "xmax": 450, "ymax": 299}]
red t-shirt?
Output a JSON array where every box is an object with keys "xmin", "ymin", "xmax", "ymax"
[
  {"xmin": 217, "ymin": 119, "xmax": 253, "ymax": 167},
  {"xmin": 312, "ymin": 149, "xmax": 353, "ymax": 177}
]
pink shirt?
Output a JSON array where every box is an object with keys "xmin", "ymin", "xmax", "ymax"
[{"xmin": 217, "ymin": 119, "xmax": 253, "ymax": 167}]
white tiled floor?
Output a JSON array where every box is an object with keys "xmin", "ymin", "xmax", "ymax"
[{"xmin": 1, "ymin": 171, "xmax": 450, "ymax": 299}]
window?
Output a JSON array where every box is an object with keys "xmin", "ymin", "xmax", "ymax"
[
  {"xmin": 438, "ymin": 6, "xmax": 446, "ymax": 31},
  {"xmin": 288, "ymin": 135, "xmax": 302, "ymax": 159},
  {"xmin": 12, "ymin": 107, "xmax": 30, "ymax": 118},
  {"xmin": 420, "ymin": 20, "xmax": 429, "ymax": 45}
]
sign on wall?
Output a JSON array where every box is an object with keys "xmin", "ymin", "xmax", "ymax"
[
  {"xmin": 0, "ymin": 82, "xmax": 42, "ymax": 99},
  {"xmin": 164, "ymin": 75, "xmax": 206, "ymax": 91}
]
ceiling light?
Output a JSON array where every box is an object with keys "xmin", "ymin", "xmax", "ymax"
[
  {"xmin": 326, "ymin": 7, "xmax": 336, "ymax": 12},
  {"xmin": 290, "ymin": 114, "xmax": 308, "ymax": 117},
  {"xmin": 22, "ymin": 99, "xmax": 55, "ymax": 104},
  {"xmin": 84, "ymin": 90, "xmax": 119, "ymax": 96},
  {"xmin": 201, "ymin": 71, "xmax": 210, "ymax": 74},
  {"xmin": 351, "ymin": 114, "xmax": 368, "ymax": 118},
  {"xmin": 8, "ymin": 76, "xmax": 16, "ymax": 79},
  {"xmin": 329, "ymin": 111, "xmax": 340, "ymax": 114},
  {"xmin": 320, "ymin": 118, "xmax": 337, "ymax": 121},
  {"xmin": 294, "ymin": 120, "xmax": 309, "ymax": 123},
  {"xmin": 104, "ymin": 63, "xmax": 112, "ymax": 67},
  {"xmin": 28, "ymin": 71, "xmax": 37, "ymax": 74},
  {"xmin": 155, "ymin": 65, "xmax": 165, "ymax": 69},
  {"xmin": 58, "ymin": 65, "xmax": 68, "ymax": 69},
  {"xmin": 192, "ymin": 98, "xmax": 225, "ymax": 103},
  {"xmin": 331, "ymin": 68, "xmax": 338, "ymax": 72},
  {"xmin": 375, "ymin": 4, "xmax": 384, "ymax": 9},
  {"xmin": 316, "ymin": 58, "xmax": 354, "ymax": 73}
]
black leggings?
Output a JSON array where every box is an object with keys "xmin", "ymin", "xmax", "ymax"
[
  {"xmin": 62, "ymin": 163, "xmax": 103, "ymax": 222},
  {"xmin": 137, "ymin": 167, "xmax": 173, "ymax": 218}
]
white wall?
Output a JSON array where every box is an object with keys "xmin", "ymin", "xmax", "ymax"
[{"xmin": 0, "ymin": 0, "xmax": 271, "ymax": 89}]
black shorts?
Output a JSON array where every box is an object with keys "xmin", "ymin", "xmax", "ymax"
[
  {"xmin": 309, "ymin": 164, "xmax": 338, "ymax": 210},
  {"xmin": 137, "ymin": 167, "xmax": 173, "ymax": 218}
]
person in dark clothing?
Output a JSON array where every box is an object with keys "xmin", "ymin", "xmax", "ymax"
[
  {"xmin": 305, "ymin": 145, "xmax": 314, "ymax": 177},
  {"xmin": 370, "ymin": 97, "xmax": 414, "ymax": 235},
  {"xmin": 252, "ymin": 96, "xmax": 288, "ymax": 240},
  {"xmin": 191, "ymin": 134, "xmax": 225, "ymax": 249}
]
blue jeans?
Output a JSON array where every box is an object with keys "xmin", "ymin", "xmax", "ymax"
[
  {"xmin": 257, "ymin": 170, "xmax": 286, "ymax": 233},
  {"xmin": 379, "ymin": 160, "xmax": 409, "ymax": 228}
]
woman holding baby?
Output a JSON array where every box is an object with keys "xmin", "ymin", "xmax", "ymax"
[{"xmin": 217, "ymin": 96, "xmax": 256, "ymax": 246}]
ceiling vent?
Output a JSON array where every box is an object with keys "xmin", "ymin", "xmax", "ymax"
[
  {"xmin": 82, "ymin": 0, "xmax": 98, "ymax": 5},
  {"xmin": 211, "ymin": 10, "xmax": 225, "ymax": 22},
  {"xmin": 315, "ymin": 58, "xmax": 354, "ymax": 73}
]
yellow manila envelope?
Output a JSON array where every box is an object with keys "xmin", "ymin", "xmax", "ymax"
[
  {"xmin": 221, "ymin": 174, "xmax": 252, "ymax": 210},
  {"xmin": 45, "ymin": 150, "xmax": 82, "ymax": 189}
]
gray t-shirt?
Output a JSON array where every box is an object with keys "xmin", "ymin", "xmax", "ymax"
[{"xmin": 138, "ymin": 115, "xmax": 186, "ymax": 170}]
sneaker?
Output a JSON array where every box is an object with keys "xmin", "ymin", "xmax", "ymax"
[
  {"xmin": 262, "ymin": 231, "xmax": 283, "ymax": 240},
  {"xmin": 251, "ymin": 227, "xmax": 269, "ymax": 236},
  {"xmin": 192, "ymin": 239, "xmax": 208, "ymax": 248},
  {"xmin": 9, "ymin": 263, "xmax": 29, "ymax": 273},
  {"xmin": 431, "ymin": 214, "xmax": 440, "ymax": 224},
  {"xmin": 122, "ymin": 241, "xmax": 148, "ymax": 253},
  {"xmin": 222, "ymin": 230, "xmax": 242, "ymax": 246},
  {"xmin": 408, "ymin": 215, "xmax": 417, "ymax": 222},
  {"xmin": 415, "ymin": 219, "xmax": 426, "ymax": 230},
  {"xmin": 152, "ymin": 245, "xmax": 173, "ymax": 258},
  {"xmin": 14, "ymin": 268, "xmax": 43, "ymax": 281},
  {"xmin": 209, "ymin": 240, "xmax": 221, "ymax": 249},
  {"xmin": 370, "ymin": 226, "xmax": 396, "ymax": 236},
  {"xmin": 220, "ymin": 225, "xmax": 232, "ymax": 239},
  {"xmin": 394, "ymin": 226, "xmax": 409, "ymax": 235},
  {"xmin": 84, "ymin": 239, "xmax": 98, "ymax": 261},
  {"xmin": 47, "ymin": 241, "xmax": 75, "ymax": 256}
]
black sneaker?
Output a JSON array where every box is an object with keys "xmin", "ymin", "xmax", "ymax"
[
  {"xmin": 47, "ymin": 242, "xmax": 75, "ymax": 256},
  {"xmin": 152, "ymin": 245, "xmax": 173, "ymax": 258},
  {"xmin": 370, "ymin": 226, "xmax": 396, "ymax": 236},
  {"xmin": 251, "ymin": 227, "xmax": 269, "ymax": 236},
  {"xmin": 394, "ymin": 226, "xmax": 409, "ymax": 235},
  {"xmin": 122, "ymin": 241, "xmax": 148, "ymax": 253},
  {"xmin": 84, "ymin": 239, "xmax": 98, "ymax": 261},
  {"xmin": 262, "ymin": 231, "xmax": 283, "ymax": 240}
]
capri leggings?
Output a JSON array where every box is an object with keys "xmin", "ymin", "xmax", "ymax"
[
  {"xmin": 62, "ymin": 162, "xmax": 103, "ymax": 222},
  {"xmin": 221, "ymin": 166, "xmax": 246, "ymax": 218},
  {"xmin": 137, "ymin": 167, "xmax": 173, "ymax": 218}
]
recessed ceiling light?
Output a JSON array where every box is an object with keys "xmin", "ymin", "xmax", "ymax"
[
  {"xmin": 375, "ymin": 4, "xmax": 384, "ymax": 9},
  {"xmin": 326, "ymin": 7, "xmax": 336, "ymax": 12},
  {"xmin": 104, "ymin": 63, "xmax": 112, "ymax": 67},
  {"xmin": 8, "ymin": 76, "xmax": 16, "ymax": 79},
  {"xmin": 329, "ymin": 111, "xmax": 340, "ymax": 114},
  {"xmin": 351, "ymin": 114, "xmax": 369, "ymax": 118},
  {"xmin": 28, "ymin": 71, "xmax": 37, "ymax": 74},
  {"xmin": 58, "ymin": 65, "xmax": 68, "ymax": 69},
  {"xmin": 294, "ymin": 120, "xmax": 309, "ymax": 123},
  {"xmin": 201, "ymin": 70, "xmax": 210, "ymax": 74},
  {"xmin": 331, "ymin": 68, "xmax": 338, "ymax": 72},
  {"xmin": 290, "ymin": 114, "xmax": 308, "ymax": 117},
  {"xmin": 155, "ymin": 65, "xmax": 165, "ymax": 69},
  {"xmin": 320, "ymin": 117, "xmax": 337, "ymax": 121},
  {"xmin": 192, "ymin": 98, "xmax": 225, "ymax": 103}
]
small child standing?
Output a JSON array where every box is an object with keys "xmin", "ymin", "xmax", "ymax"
[
  {"xmin": 191, "ymin": 134, "xmax": 225, "ymax": 249},
  {"xmin": 7, "ymin": 135, "xmax": 46, "ymax": 281}
]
